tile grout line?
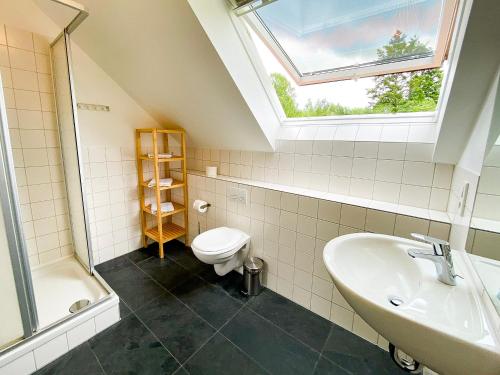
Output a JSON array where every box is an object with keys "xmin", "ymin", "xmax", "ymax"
[
  {"xmin": 88, "ymin": 343, "xmax": 108, "ymax": 375},
  {"xmin": 244, "ymin": 298, "xmax": 327, "ymax": 358},
  {"xmin": 309, "ymin": 325, "xmax": 344, "ymax": 375},
  {"xmin": 123, "ymin": 249, "xmax": 271, "ymax": 373},
  {"xmin": 180, "ymin": 303, "xmax": 271, "ymax": 375},
  {"xmin": 130, "ymin": 310, "xmax": 184, "ymax": 369},
  {"xmin": 130, "ymin": 245, "xmax": 249, "ymax": 307},
  {"xmin": 102, "ymin": 248, "xmax": 326, "ymax": 374},
  {"xmin": 129, "ymin": 247, "xmax": 325, "ymax": 367},
  {"xmin": 310, "ymin": 326, "xmax": 332, "ymax": 375},
  {"xmin": 125, "ymin": 253, "xmax": 224, "ymax": 333}
]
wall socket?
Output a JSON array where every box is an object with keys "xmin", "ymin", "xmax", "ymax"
[{"xmin": 228, "ymin": 186, "xmax": 247, "ymax": 204}]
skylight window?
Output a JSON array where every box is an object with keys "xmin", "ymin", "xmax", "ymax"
[
  {"xmin": 245, "ymin": 0, "xmax": 458, "ymax": 85},
  {"xmin": 232, "ymin": 0, "xmax": 460, "ymax": 117}
]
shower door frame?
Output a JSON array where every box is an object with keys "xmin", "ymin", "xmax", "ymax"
[
  {"xmin": 50, "ymin": 29, "xmax": 95, "ymax": 274},
  {"xmin": 0, "ymin": 1, "xmax": 118, "ymax": 356}
]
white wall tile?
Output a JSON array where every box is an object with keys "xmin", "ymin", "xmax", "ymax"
[
  {"xmin": 332, "ymin": 157, "xmax": 352, "ymax": 177},
  {"xmin": 380, "ymin": 125, "xmax": 408, "ymax": 142},
  {"xmin": 310, "ymin": 294, "xmax": 331, "ymax": 319},
  {"xmin": 330, "ymin": 304, "xmax": 354, "ymax": 331},
  {"xmin": 340, "ymin": 205, "xmax": 366, "ymax": 230},
  {"xmin": 0, "ymin": 352, "xmax": 36, "ymax": 375},
  {"xmin": 349, "ymin": 178, "xmax": 373, "ymax": 199},
  {"xmin": 14, "ymin": 90, "xmax": 40, "ymax": 110},
  {"xmin": 8, "ymin": 47, "xmax": 35, "ymax": 71},
  {"xmin": 354, "ymin": 142, "xmax": 379, "ymax": 158},
  {"xmin": 17, "ymin": 110, "xmax": 43, "ymax": 129},
  {"xmin": 365, "ymin": 209, "xmax": 396, "ymax": 235},
  {"xmin": 0, "ymin": 45, "xmax": 9, "ymax": 67},
  {"xmin": 317, "ymin": 200, "xmax": 341, "ymax": 223},
  {"xmin": 332, "ymin": 141, "xmax": 354, "ymax": 157},
  {"xmin": 298, "ymin": 196, "xmax": 318, "ymax": 218},
  {"xmin": 375, "ymin": 160, "xmax": 403, "ymax": 183},
  {"xmin": 11, "ymin": 69, "xmax": 38, "ymax": 91},
  {"xmin": 405, "ymin": 143, "xmax": 433, "ymax": 162},
  {"xmin": 5, "ymin": 27, "xmax": 34, "ymax": 50},
  {"xmin": 433, "ymin": 163, "xmax": 453, "ymax": 189},
  {"xmin": 94, "ymin": 305, "xmax": 120, "ymax": 333},
  {"xmin": 399, "ymin": 185, "xmax": 431, "ymax": 208},
  {"xmin": 312, "ymin": 140, "xmax": 332, "ymax": 155},
  {"xmin": 33, "ymin": 334, "xmax": 68, "ymax": 369},
  {"xmin": 373, "ymin": 181, "xmax": 400, "ymax": 204},
  {"xmin": 353, "ymin": 315, "xmax": 378, "ymax": 344},
  {"xmin": 394, "ymin": 215, "xmax": 429, "ymax": 239},
  {"xmin": 402, "ymin": 162, "xmax": 434, "ymax": 186},
  {"xmin": 351, "ymin": 158, "xmax": 376, "ymax": 179},
  {"xmin": 67, "ymin": 319, "xmax": 96, "ymax": 349}
]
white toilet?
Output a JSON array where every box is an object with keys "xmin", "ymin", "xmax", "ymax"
[{"xmin": 191, "ymin": 227, "xmax": 250, "ymax": 276}]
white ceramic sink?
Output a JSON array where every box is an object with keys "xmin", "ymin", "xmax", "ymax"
[{"xmin": 323, "ymin": 233, "xmax": 500, "ymax": 375}]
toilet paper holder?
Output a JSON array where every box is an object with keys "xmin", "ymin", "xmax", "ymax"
[{"xmin": 193, "ymin": 199, "xmax": 211, "ymax": 212}]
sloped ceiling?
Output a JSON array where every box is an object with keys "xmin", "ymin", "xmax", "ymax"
[{"xmin": 37, "ymin": 0, "xmax": 274, "ymax": 151}]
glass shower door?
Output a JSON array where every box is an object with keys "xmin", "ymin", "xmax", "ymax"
[
  {"xmin": 0, "ymin": 73, "xmax": 37, "ymax": 347},
  {"xmin": 51, "ymin": 33, "xmax": 94, "ymax": 272},
  {"xmin": 0, "ymin": 213, "xmax": 25, "ymax": 348}
]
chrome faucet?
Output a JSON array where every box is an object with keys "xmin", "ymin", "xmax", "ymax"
[{"xmin": 407, "ymin": 233, "xmax": 457, "ymax": 286}]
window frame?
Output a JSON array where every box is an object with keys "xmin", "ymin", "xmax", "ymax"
[
  {"xmin": 230, "ymin": 0, "xmax": 467, "ymax": 127},
  {"xmin": 244, "ymin": 0, "xmax": 459, "ymax": 86}
]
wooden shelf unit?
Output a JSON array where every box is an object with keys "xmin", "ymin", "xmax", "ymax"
[{"xmin": 135, "ymin": 128, "xmax": 188, "ymax": 258}]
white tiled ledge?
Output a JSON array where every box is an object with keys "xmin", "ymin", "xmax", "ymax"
[
  {"xmin": 187, "ymin": 170, "xmax": 451, "ymax": 224},
  {"xmin": 277, "ymin": 115, "xmax": 437, "ymax": 144},
  {"xmin": 470, "ymin": 218, "xmax": 500, "ymax": 233}
]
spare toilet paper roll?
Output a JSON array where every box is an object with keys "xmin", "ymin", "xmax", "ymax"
[
  {"xmin": 193, "ymin": 199, "xmax": 209, "ymax": 213},
  {"xmin": 206, "ymin": 166, "xmax": 217, "ymax": 178}
]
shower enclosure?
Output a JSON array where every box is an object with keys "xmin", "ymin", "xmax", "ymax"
[{"xmin": 0, "ymin": 0, "xmax": 118, "ymax": 366}]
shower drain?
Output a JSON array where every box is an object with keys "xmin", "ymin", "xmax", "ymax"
[
  {"xmin": 69, "ymin": 299, "xmax": 90, "ymax": 313},
  {"xmin": 388, "ymin": 296, "xmax": 405, "ymax": 307}
]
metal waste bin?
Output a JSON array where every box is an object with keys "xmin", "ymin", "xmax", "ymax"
[{"xmin": 242, "ymin": 257, "xmax": 264, "ymax": 296}]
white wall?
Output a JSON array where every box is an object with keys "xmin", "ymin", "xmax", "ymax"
[
  {"xmin": 448, "ymin": 70, "xmax": 500, "ymax": 250},
  {"xmin": 457, "ymin": 71, "xmax": 500, "ymax": 175},
  {"xmin": 71, "ymin": 44, "xmax": 158, "ymax": 149},
  {"xmin": 474, "ymin": 135, "xmax": 500, "ymax": 221},
  {"xmin": 71, "ymin": 44, "xmax": 162, "ymax": 263},
  {"xmin": 43, "ymin": 0, "xmax": 274, "ymax": 152},
  {"xmin": 188, "ymin": 141, "xmax": 454, "ymax": 211}
]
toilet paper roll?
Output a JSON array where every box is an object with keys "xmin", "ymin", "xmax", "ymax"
[
  {"xmin": 206, "ymin": 166, "xmax": 217, "ymax": 178},
  {"xmin": 193, "ymin": 199, "xmax": 209, "ymax": 213}
]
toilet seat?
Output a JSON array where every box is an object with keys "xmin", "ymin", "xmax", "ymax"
[{"xmin": 192, "ymin": 227, "xmax": 249, "ymax": 256}]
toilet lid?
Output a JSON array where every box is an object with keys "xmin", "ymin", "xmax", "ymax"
[{"xmin": 192, "ymin": 227, "xmax": 248, "ymax": 253}]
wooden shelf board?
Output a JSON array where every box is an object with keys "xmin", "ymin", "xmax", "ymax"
[
  {"xmin": 141, "ymin": 179, "xmax": 184, "ymax": 191},
  {"xmin": 137, "ymin": 128, "xmax": 184, "ymax": 134},
  {"xmin": 139, "ymin": 155, "xmax": 184, "ymax": 162},
  {"xmin": 145, "ymin": 222, "xmax": 186, "ymax": 243},
  {"xmin": 143, "ymin": 202, "xmax": 185, "ymax": 217}
]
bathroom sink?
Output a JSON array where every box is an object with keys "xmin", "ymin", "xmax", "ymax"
[{"xmin": 323, "ymin": 233, "xmax": 500, "ymax": 375}]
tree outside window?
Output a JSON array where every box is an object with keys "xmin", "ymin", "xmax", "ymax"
[{"xmin": 272, "ymin": 31, "xmax": 443, "ymax": 117}]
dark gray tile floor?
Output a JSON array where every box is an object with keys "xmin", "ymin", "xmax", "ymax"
[{"xmin": 36, "ymin": 240, "xmax": 406, "ymax": 375}]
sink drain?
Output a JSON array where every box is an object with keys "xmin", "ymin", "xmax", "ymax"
[
  {"xmin": 69, "ymin": 299, "xmax": 90, "ymax": 313},
  {"xmin": 389, "ymin": 343, "xmax": 423, "ymax": 373},
  {"xmin": 388, "ymin": 296, "xmax": 404, "ymax": 307}
]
